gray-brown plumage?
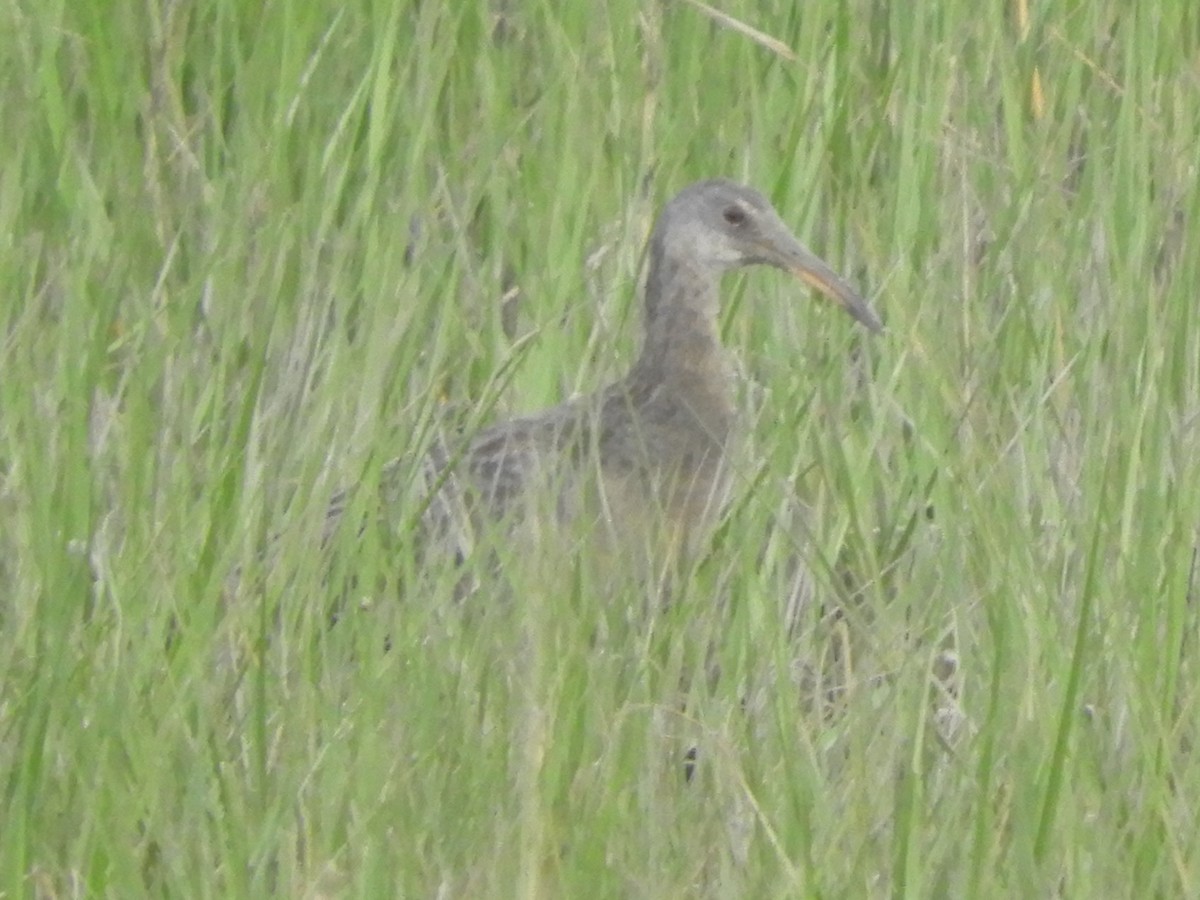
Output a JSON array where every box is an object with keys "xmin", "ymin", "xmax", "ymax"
[{"xmin": 327, "ymin": 179, "xmax": 882, "ymax": 577}]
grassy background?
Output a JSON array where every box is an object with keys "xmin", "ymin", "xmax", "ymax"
[{"xmin": 2, "ymin": 0, "xmax": 1198, "ymax": 896}]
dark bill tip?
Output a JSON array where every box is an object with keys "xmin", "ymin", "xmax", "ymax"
[{"xmin": 792, "ymin": 265, "xmax": 884, "ymax": 334}]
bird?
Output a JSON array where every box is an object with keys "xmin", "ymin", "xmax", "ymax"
[{"xmin": 325, "ymin": 179, "xmax": 882, "ymax": 587}]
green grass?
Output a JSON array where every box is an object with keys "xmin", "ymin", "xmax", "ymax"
[{"xmin": 3, "ymin": 0, "xmax": 1198, "ymax": 896}]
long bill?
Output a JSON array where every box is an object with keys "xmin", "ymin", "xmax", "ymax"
[
  {"xmin": 772, "ymin": 237, "xmax": 883, "ymax": 333},
  {"xmin": 793, "ymin": 252, "xmax": 882, "ymax": 332}
]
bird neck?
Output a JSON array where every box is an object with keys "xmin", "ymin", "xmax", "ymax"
[
  {"xmin": 630, "ymin": 249, "xmax": 734, "ymax": 411},
  {"xmin": 637, "ymin": 243, "xmax": 724, "ymax": 362},
  {"xmin": 637, "ymin": 301, "xmax": 723, "ymax": 375},
  {"xmin": 643, "ymin": 242, "xmax": 722, "ymax": 322}
]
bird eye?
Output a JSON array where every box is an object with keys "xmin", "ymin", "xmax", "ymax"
[{"xmin": 723, "ymin": 206, "xmax": 746, "ymax": 225}]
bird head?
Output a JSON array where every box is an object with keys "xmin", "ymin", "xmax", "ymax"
[{"xmin": 653, "ymin": 179, "xmax": 883, "ymax": 333}]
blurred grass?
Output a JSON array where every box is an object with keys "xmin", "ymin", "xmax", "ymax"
[{"xmin": 2, "ymin": 0, "xmax": 1198, "ymax": 896}]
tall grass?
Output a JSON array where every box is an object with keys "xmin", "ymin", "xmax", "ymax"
[{"xmin": 2, "ymin": 0, "xmax": 1197, "ymax": 896}]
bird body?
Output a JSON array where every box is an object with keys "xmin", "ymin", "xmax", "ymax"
[{"xmin": 332, "ymin": 179, "xmax": 881, "ymax": 580}]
